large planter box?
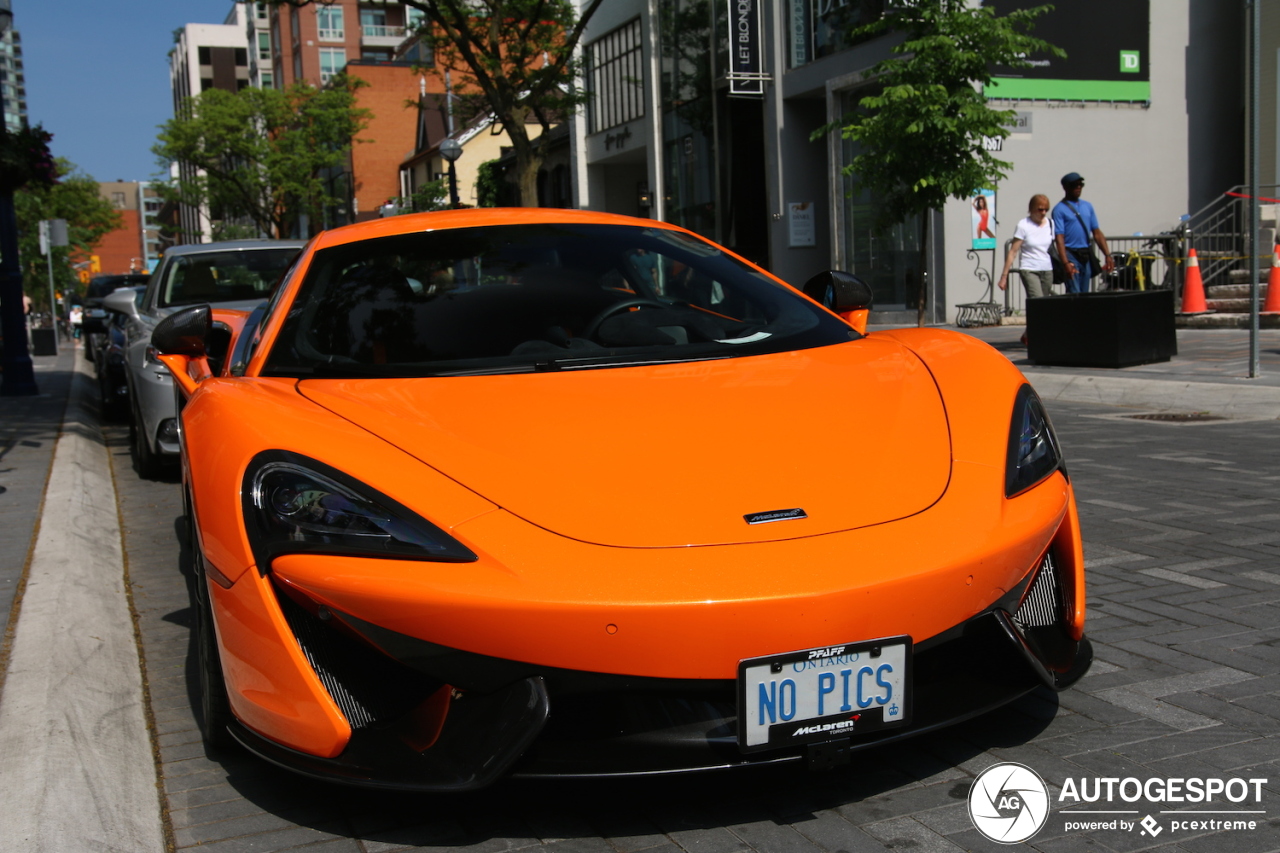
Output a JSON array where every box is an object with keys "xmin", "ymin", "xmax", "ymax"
[
  {"xmin": 1026, "ymin": 289, "xmax": 1177, "ymax": 368},
  {"xmin": 30, "ymin": 327, "xmax": 57, "ymax": 357}
]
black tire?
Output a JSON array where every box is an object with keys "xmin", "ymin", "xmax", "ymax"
[
  {"xmin": 194, "ymin": 546, "xmax": 237, "ymax": 754},
  {"xmin": 131, "ymin": 404, "xmax": 166, "ymax": 480},
  {"xmin": 98, "ymin": 368, "xmax": 125, "ymax": 422}
]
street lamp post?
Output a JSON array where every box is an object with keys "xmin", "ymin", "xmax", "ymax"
[
  {"xmin": 439, "ymin": 138, "xmax": 463, "ymax": 209},
  {"xmin": 0, "ymin": 1, "xmax": 37, "ymax": 396}
]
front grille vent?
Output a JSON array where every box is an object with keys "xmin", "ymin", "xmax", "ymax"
[
  {"xmin": 1014, "ymin": 551, "xmax": 1061, "ymax": 629},
  {"xmin": 276, "ymin": 589, "xmax": 440, "ymax": 729}
]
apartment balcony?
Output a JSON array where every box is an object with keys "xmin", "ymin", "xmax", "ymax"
[{"xmin": 361, "ymin": 25, "xmax": 406, "ymax": 48}]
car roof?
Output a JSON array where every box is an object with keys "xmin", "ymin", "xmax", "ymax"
[
  {"xmin": 309, "ymin": 208, "xmax": 685, "ymax": 251},
  {"xmin": 157, "ymin": 239, "xmax": 307, "ymax": 259}
]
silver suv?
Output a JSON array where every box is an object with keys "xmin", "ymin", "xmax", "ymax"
[{"xmin": 117, "ymin": 240, "xmax": 304, "ymax": 477}]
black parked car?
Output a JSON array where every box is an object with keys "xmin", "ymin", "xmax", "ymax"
[
  {"xmin": 83, "ymin": 273, "xmax": 149, "ymax": 365},
  {"xmin": 92, "ymin": 285, "xmax": 146, "ymax": 421}
]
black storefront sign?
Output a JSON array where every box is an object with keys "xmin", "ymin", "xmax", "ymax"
[{"xmin": 728, "ymin": 0, "xmax": 764, "ymax": 97}]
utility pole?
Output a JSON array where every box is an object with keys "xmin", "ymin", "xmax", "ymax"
[{"xmin": 1248, "ymin": 0, "xmax": 1261, "ymax": 378}]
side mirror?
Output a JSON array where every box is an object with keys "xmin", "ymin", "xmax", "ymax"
[
  {"xmin": 103, "ymin": 288, "xmax": 140, "ymax": 317},
  {"xmin": 152, "ymin": 304, "xmax": 211, "ymax": 358},
  {"xmin": 81, "ymin": 309, "xmax": 108, "ymax": 335},
  {"xmin": 801, "ymin": 270, "xmax": 874, "ymax": 313}
]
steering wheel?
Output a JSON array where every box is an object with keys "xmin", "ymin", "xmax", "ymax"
[{"xmin": 581, "ymin": 298, "xmax": 670, "ymax": 340}]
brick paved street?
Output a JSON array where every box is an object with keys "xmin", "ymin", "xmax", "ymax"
[{"xmin": 106, "ymin": 398, "xmax": 1280, "ymax": 853}]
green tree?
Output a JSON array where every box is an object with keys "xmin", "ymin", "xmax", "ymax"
[
  {"xmin": 153, "ymin": 75, "xmax": 370, "ymax": 239},
  {"xmin": 15, "ymin": 158, "xmax": 121, "ymax": 312},
  {"xmin": 821, "ymin": 0, "xmax": 1062, "ymax": 325},
  {"xmin": 273, "ymin": 0, "xmax": 604, "ymax": 207}
]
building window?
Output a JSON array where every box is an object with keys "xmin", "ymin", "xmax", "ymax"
[
  {"xmin": 362, "ymin": 48, "xmax": 393, "ymax": 62},
  {"xmin": 261, "ymin": 71, "xmax": 273, "ymax": 88},
  {"xmin": 255, "ymin": 1, "xmax": 268, "ymax": 19},
  {"xmin": 198, "ymin": 45, "xmax": 211, "ymax": 65},
  {"xmin": 361, "ymin": 8, "xmax": 402, "ymax": 38},
  {"xmin": 235, "ymin": 47, "xmax": 248, "ymax": 66},
  {"xmin": 290, "ymin": 9, "xmax": 301, "ymax": 43},
  {"xmin": 293, "ymin": 51, "xmax": 302, "ymax": 81},
  {"xmin": 401, "ymin": 40, "xmax": 434, "ymax": 67},
  {"xmin": 111, "ymin": 192, "xmax": 126, "ymax": 209},
  {"xmin": 200, "ymin": 77, "xmax": 213, "ymax": 91},
  {"xmin": 317, "ymin": 5, "xmax": 344, "ymax": 41},
  {"xmin": 258, "ymin": 32, "xmax": 271, "ymax": 60},
  {"xmin": 586, "ymin": 18, "xmax": 644, "ymax": 135},
  {"xmin": 319, "ymin": 48, "xmax": 346, "ymax": 84},
  {"xmin": 406, "ymin": 7, "xmax": 425, "ymax": 30}
]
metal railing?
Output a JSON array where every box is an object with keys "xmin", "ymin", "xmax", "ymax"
[
  {"xmin": 317, "ymin": 27, "xmax": 344, "ymax": 41},
  {"xmin": 362, "ymin": 25, "xmax": 406, "ymax": 39},
  {"xmin": 1181, "ymin": 183, "xmax": 1280, "ymax": 288},
  {"xmin": 1099, "ymin": 235, "xmax": 1183, "ymax": 295}
]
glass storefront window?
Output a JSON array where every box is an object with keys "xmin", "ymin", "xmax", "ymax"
[
  {"xmin": 659, "ymin": 0, "xmax": 717, "ymax": 240},
  {"xmin": 790, "ymin": 0, "xmax": 885, "ymax": 68},
  {"xmin": 839, "ymin": 88, "xmax": 921, "ymax": 310}
]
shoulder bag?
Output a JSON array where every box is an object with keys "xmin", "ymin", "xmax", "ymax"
[
  {"xmin": 1047, "ymin": 220, "xmax": 1068, "ymax": 284},
  {"xmin": 1064, "ymin": 201, "xmax": 1104, "ymax": 273}
]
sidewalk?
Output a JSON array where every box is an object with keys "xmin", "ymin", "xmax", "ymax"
[
  {"xmin": 0, "ymin": 325, "xmax": 1278, "ymax": 849},
  {"xmin": 944, "ymin": 325, "xmax": 1280, "ymax": 419},
  {"xmin": 0, "ymin": 344, "xmax": 165, "ymax": 852}
]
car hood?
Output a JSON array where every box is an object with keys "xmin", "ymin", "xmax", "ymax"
[{"xmin": 296, "ymin": 337, "xmax": 951, "ymax": 548}]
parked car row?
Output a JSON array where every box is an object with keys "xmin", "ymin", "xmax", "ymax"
[
  {"xmin": 143, "ymin": 209, "xmax": 1092, "ymax": 792},
  {"xmin": 87, "ymin": 241, "xmax": 304, "ymax": 477}
]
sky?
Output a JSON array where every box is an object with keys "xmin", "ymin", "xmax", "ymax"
[{"xmin": 21, "ymin": 0, "xmax": 236, "ymax": 184}]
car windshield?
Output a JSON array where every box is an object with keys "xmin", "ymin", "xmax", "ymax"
[
  {"xmin": 263, "ymin": 224, "xmax": 853, "ymax": 377},
  {"xmin": 159, "ymin": 249, "xmax": 298, "ymax": 308}
]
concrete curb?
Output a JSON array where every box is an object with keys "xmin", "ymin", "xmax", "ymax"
[
  {"xmin": 1023, "ymin": 370, "xmax": 1280, "ymax": 419},
  {"xmin": 0, "ymin": 356, "xmax": 165, "ymax": 852}
]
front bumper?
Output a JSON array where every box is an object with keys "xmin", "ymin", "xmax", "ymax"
[{"xmin": 226, "ymin": 553, "xmax": 1090, "ymax": 791}]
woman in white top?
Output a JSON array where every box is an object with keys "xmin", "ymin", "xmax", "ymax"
[{"xmin": 998, "ymin": 194, "xmax": 1055, "ymax": 299}]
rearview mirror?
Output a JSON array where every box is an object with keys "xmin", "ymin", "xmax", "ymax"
[
  {"xmin": 152, "ymin": 304, "xmax": 211, "ymax": 358},
  {"xmin": 801, "ymin": 270, "xmax": 874, "ymax": 314}
]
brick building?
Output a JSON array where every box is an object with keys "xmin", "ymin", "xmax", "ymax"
[
  {"xmin": 339, "ymin": 60, "xmax": 440, "ymax": 223},
  {"xmin": 267, "ymin": 0, "xmax": 419, "ymax": 89}
]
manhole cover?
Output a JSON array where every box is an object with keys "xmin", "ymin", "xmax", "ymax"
[{"xmin": 1124, "ymin": 412, "xmax": 1227, "ymax": 423}]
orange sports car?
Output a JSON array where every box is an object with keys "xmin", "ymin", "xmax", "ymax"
[{"xmin": 153, "ymin": 209, "xmax": 1090, "ymax": 791}]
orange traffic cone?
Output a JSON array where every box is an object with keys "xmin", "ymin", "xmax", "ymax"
[
  {"xmin": 1263, "ymin": 246, "xmax": 1280, "ymax": 313},
  {"xmin": 1180, "ymin": 248, "xmax": 1209, "ymax": 314}
]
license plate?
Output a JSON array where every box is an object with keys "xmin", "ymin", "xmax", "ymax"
[{"xmin": 737, "ymin": 637, "xmax": 911, "ymax": 752}]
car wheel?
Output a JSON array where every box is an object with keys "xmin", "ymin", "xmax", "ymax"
[
  {"xmin": 99, "ymin": 368, "xmax": 125, "ymax": 422},
  {"xmin": 132, "ymin": 406, "xmax": 166, "ymax": 479},
  {"xmin": 193, "ymin": 544, "xmax": 237, "ymax": 754}
]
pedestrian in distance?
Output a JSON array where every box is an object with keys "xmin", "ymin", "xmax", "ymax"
[
  {"xmin": 998, "ymin": 193, "xmax": 1056, "ymax": 299},
  {"xmin": 998, "ymin": 194, "xmax": 1056, "ymax": 347},
  {"xmin": 1052, "ymin": 172, "xmax": 1113, "ymax": 293}
]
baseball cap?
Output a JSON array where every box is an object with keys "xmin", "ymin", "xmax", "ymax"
[{"xmin": 1061, "ymin": 172, "xmax": 1085, "ymax": 185}]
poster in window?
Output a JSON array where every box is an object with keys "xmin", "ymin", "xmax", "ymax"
[{"xmin": 971, "ymin": 189, "xmax": 996, "ymax": 250}]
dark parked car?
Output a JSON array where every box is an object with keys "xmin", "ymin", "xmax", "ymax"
[
  {"xmin": 83, "ymin": 273, "xmax": 149, "ymax": 365},
  {"xmin": 92, "ymin": 285, "xmax": 146, "ymax": 420}
]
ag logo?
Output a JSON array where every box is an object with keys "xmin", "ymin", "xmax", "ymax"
[{"xmin": 968, "ymin": 762, "xmax": 1050, "ymax": 844}]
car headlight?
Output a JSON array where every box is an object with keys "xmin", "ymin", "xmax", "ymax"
[
  {"xmin": 242, "ymin": 450, "xmax": 477, "ymax": 570},
  {"xmin": 1005, "ymin": 384, "xmax": 1064, "ymax": 498}
]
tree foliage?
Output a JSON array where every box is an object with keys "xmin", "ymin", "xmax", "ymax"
[
  {"xmin": 153, "ymin": 76, "xmax": 370, "ymax": 238},
  {"xmin": 821, "ymin": 0, "xmax": 1062, "ymax": 322},
  {"xmin": 273, "ymin": 0, "xmax": 603, "ymax": 207},
  {"xmin": 16, "ymin": 158, "xmax": 121, "ymax": 312}
]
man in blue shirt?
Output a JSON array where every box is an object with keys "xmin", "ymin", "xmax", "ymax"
[{"xmin": 1052, "ymin": 172, "xmax": 1114, "ymax": 293}]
